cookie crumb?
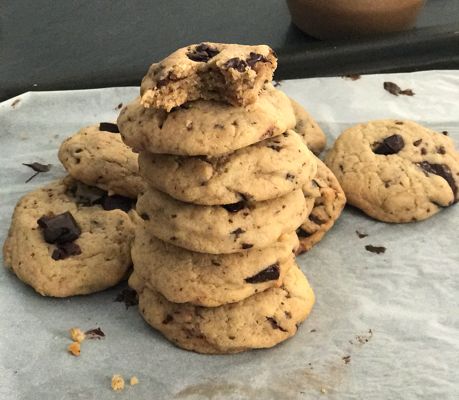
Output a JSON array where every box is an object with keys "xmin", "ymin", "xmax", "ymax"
[
  {"xmin": 111, "ymin": 375, "xmax": 125, "ymax": 391},
  {"xmin": 130, "ymin": 376, "xmax": 139, "ymax": 386},
  {"xmin": 67, "ymin": 341, "xmax": 81, "ymax": 356},
  {"xmin": 69, "ymin": 327, "xmax": 85, "ymax": 343}
]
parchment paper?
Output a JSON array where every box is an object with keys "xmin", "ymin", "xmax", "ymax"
[{"xmin": 0, "ymin": 71, "xmax": 458, "ymax": 400}]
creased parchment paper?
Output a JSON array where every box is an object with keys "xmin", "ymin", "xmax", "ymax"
[{"xmin": 0, "ymin": 71, "xmax": 458, "ymax": 400}]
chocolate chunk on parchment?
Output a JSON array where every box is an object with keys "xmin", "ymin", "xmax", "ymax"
[
  {"xmin": 417, "ymin": 161, "xmax": 457, "ymax": 200},
  {"xmin": 37, "ymin": 212, "xmax": 81, "ymax": 244},
  {"xmin": 99, "ymin": 122, "xmax": 119, "ymax": 133},
  {"xmin": 365, "ymin": 245, "xmax": 386, "ymax": 254},
  {"xmin": 245, "ymin": 263, "xmax": 280, "ymax": 283},
  {"xmin": 85, "ymin": 327, "xmax": 105, "ymax": 339},
  {"xmin": 23, "ymin": 162, "xmax": 51, "ymax": 183},
  {"xmin": 383, "ymin": 82, "xmax": 414, "ymax": 96},
  {"xmin": 355, "ymin": 230, "xmax": 368, "ymax": 239},
  {"xmin": 373, "ymin": 134, "xmax": 405, "ymax": 155},
  {"xmin": 115, "ymin": 288, "xmax": 138, "ymax": 309}
]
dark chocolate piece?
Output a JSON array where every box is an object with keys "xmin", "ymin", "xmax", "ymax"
[
  {"xmin": 413, "ymin": 139, "xmax": 422, "ymax": 146},
  {"xmin": 23, "ymin": 162, "xmax": 51, "ymax": 183},
  {"xmin": 342, "ymin": 74, "xmax": 361, "ymax": 81},
  {"xmin": 373, "ymin": 134, "xmax": 405, "ymax": 155},
  {"xmin": 37, "ymin": 212, "xmax": 81, "ymax": 244},
  {"xmin": 101, "ymin": 195, "xmax": 134, "ymax": 212},
  {"xmin": 69, "ymin": 181, "xmax": 106, "ymax": 206},
  {"xmin": 417, "ymin": 161, "xmax": 457, "ymax": 200},
  {"xmin": 245, "ymin": 263, "xmax": 280, "ymax": 284},
  {"xmin": 114, "ymin": 288, "xmax": 138, "ymax": 309},
  {"xmin": 296, "ymin": 228, "xmax": 311, "ymax": 238},
  {"xmin": 266, "ymin": 317, "xmax": 288, "ymax": 332},
  {"xmin": 241, "ymin": 243, "xmax": 253, "ymax": 250},
  {"xmin": 85, "ymin": 327, "xmax": 105, "ymax": 339},
  {"xmin": 222, "ymin": 201, "xmax": 246, "ymax": 213},
  {"xmin": 286, "ymin": 173, "xmax": 295, "ymax": 181},
  {"xmin": 187, "ymin": 43, "xmax": 219, "ymax": 62},
  {"xmin": 51, "ymin": 242, "xmax": 81, "ymax": 260},
  {"xmin": 99, "ymin": 122, "xmax": 119, "ymax": 133},
  {"xmin": 365, "ymin": 245, "xmax": 386, "ymax": 254},
  {"xmin": 355, "ymin": 230, "xmax": 368, "ymax": 239},
  {"xmin": 223, "ymin": 57, "xmax": 247, "ymax": 72},
  {"xmin": 383, "ymin": 81, "xmax": 415, "ymax": 96},
  {"xmin": 246, "ymin": 52, "xmax": 267, "ymax": 68}
]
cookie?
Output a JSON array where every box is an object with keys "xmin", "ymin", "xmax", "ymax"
[
  {"xmin": 129, "ymin": 262, "xmax": 315, "ymax": 354},
  {"xmin": 140, "ymin": 42, "xmax": 277, "ymax": 111},
  {"xmin": 136, "ymin": 187, "xmax": 311, "ymax": 254},
  {"xmin": 325, "ymin": 120, "xmax": 459, "ymax": 223},
  {"xmin": 297, "ymin": 159, "xmax": 346, "ymax": 254},
  {"xmin": 132, "ymin": 222, "xmax": 298, "ymax": 307},
  {"xmin": 290, "ymin": 98, "xmax": 327, "ymax": 155},
  {"xmin": 138, "ymin": 130, "xmax": 317, "ymax": 205},
  {"xmin": 2, "ymin": 177, "xmax": 136, "ymax": 297},
  {"xmin": 118, "ymin": 84, "xmax": 296, "ymax": 156},
  {"xmin": 58, "ymin": 123, "xmax": 144, "ymax": 199}
]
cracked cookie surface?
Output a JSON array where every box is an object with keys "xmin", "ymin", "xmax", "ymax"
[
  {"xmin": 2, "ymin": 177, "xmax": 135, "ymax": 297},
  {"xmin": 139, "ymin": 130, "xmax": 317, "ymax": 205},
  {"xmin": 129, "ymin": 262, "xmax": 315, "ymax": 354},
  {"xmin": 140, "ymin": 42, "xmax": 277, "ymax": 111},
  {"xmin": 132, "ymin": 223, "xmax": 298, "ymax": 307},
  {"xmin": 136, "ymin": 187, "xmax": 311, "ymax": 254},
  {"xmin": 58, "ymin": 124, "xmax": 144, "ymax": 198},
  {"xmin": 325, "ymin": 120, "xmax": 459, "ymax": 222},
  {"xmin": 297, "ymin": 159, "xmax": 346, "ymax": 254},
  {"xmin": 118, "ymin": 84, "xmax": 295, "ymax": 156}
]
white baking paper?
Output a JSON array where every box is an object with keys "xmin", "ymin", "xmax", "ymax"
[{"xmin": 0, "ymin": 71, "xmax": 458, "ymax": 400}]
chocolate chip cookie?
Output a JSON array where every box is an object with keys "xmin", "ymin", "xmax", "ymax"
[
  {"xmin": 129, "ymin": 263, "xmax": 315, "ymax": 354},
  {"xmin": 136, "ymin": 187, "xmax": 311, "ymax": 254},
  {"xmin": 132, "ymin": 222, "xmax": 298, "ymax": 307},
  {"xmin": 138, "ymin": 130, "xmax": 317, "ymax": 205},
  {"xmin": 118, "ymin": 84, "xmax": 296, "ymax": 156},
  {"xmin": 290, "ymin": 98, "xmax": 327, "ymax": 155},
  {"xmin": 2, "ymin": 177, "xmax": 136, "ymax": 297},
  {"xmin": 297, "ymin": 159, "xmax": 346, "ymax": 254},
  {"xmin": 140, "ymin": 42, "xmax": 277, "ymax": 111},
  {"xmin": 325, "ymin": 120, "xmax": 459, "ymax": 222},
  {"xmin": 58, "ymin": 123, "xmax": 144, "ymax": 198}
]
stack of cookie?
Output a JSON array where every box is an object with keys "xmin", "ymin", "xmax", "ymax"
[{"xmin": 117, "ymin": 43, "xmax": 319, "ymax": 353}]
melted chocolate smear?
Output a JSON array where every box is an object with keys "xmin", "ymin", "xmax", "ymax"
[
  {"xmin": 373, "ymin": 134, "xmax": 405, "ymax": 155},
  {"xmin": 51, "ymin": 242, "xmax": 81, "ymax": 260},
  {"xmin": 115, "ymin": 288, "xmax": 138, "ymax": 309},
  {"xmin": 99, "ymin": 122, "xmax": 119, "ymax": 133},
  {"xmin": 222, "ymin": 201, "xmax": 246, "ymax": 213},
  {"xmin": 187, "ymin": 43, "xmax": 220, "ymax": 62},
  {"xmin": 37, "ymin": 212, "xmax": 81, "ymax": 244},
  {"xmin": 266, "ymin": 317, "xmax": 288, "ymax": 332},
  {"xmin": 246, "ymin": 52, "xmax": 267, "ymax": 68},
  {"xmin": 101, "ymin": 195, "xmax": 134, "ymax": 212},
  {"xmin": 365, "ymin": 245, "xmax": 386, "ymax": 254},
  {"xmin": 223, "ymin": 57, "xmax": 248, "ymax": 73},
  {"xmin": 245, "ymin": 263, "xmax": 280, "ymax": 284},
  {"xmin": 417, "ymin": 161, "xmax": 457, "ymax": 200},
  {"xmin": 23, "ymin": 162, "xmax": 51, "ymax": 183},
  {"xmin": 296, "ymin": 228, "xmax": 312, "ymax": 238},
  {"xmin": 383, "ymin": 82, "xmax": 415, "ymax": 96},
  {"xmin": 85, "ymin": 327, "xmax": 105, "ymax": 339},
  {"xmin": 355, "ymin": 230, "xmax": 368, "ymax": 239}
]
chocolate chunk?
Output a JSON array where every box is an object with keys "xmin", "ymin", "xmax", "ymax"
[
  {"xmin": 417, "ymin": 161, "xmax": 457, "ymax": 200},
  {"xmin": 99, "ymin": 122, "xmax": 119, "ymax": 133},
  {"xmin": 241, "ymin": 243, "xmax": 253, "ymax": 250},
  {"xmin": 246, "ymin": 52, "xmax": 267, "ymax": 68},
  {"xmin": 442, "ymin": 131, "xmax": 448, "ymax": 136},
  {"xmin": 383, "ymin": 81, "xmax": 415, "ymax": 96},
  {"xmin": 296, "ymin": 228, "xmax": 311, "ymax": 238},
  {"xmin": 114, "ymin": 288, "xmax": 138, "ymax": 309},
  {"xmin": 355, "ymin": 230, "xmax": 368, "ymax": 239},
  {"xmin": 37, "ymin": 212, "xmax": 81, "ymax": 244},
  {"xmin": 51, "ymin": 242, "xmax": 81, "ymax": 260},
  {"xmin": 413, "ymin": 139, "xmax": 422, "ymax": 146},
  {"xmin": 373, "ymin": 134, "xmax": 405, "ymax": 155},
  {"xmin": 365, "ymin": 245, "xmax": 386, "ymax": 254},
  {"xmin": 23, "ymin": 162, "xmax": 51, "ymax": 183},
  {"xmin": 69, "ymin": 181, "xmax": 106, "ymax": 206},
  {"xmin": 101, "ymin": 195, "xmax": 134, "ymax": 212},
  {"xmin": 85, "ymin": 327, "xmax": 105, "ymax": 339},
  {"xmin": 266, "ymin": 317, "xmax": 288, "ymax": 332},
  {"xmin": 421, "ymin": 148, "xmax": 427, "ymax": 155},
  {"xmin": 156, "ymin": 71, "xmax": 180, "ymax": 88},
  {"xmin": 286, "ymin": 173, "xmax": 295, "ymax": 181},
  {"xmin": 222, "ymin": 201, "xmax": 246, "ymax": 213},
  {"xmin": 230, "ymin": 227, "xmax": 245, "ymax": 239},
  {"xmin": 245, "ymin": 263, "xmax": 280, "ymax": 284},
  {"xmin": 223, "ymin": 57, "xmax": 247, "ymax": 72},
  {"xmin": 437, "ymin": 146, "xmax": 446, "ymax": 154},
  {"xmin": 187, "ymin": 43, "xmax": 219, "ymax": 62}
]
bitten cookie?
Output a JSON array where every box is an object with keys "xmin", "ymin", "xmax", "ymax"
[
  {"xmin": 139, "ymin": 130, "xmax": 317, "ymax": 205},
  {"xmin": 118, "ymin": 84, "xmax": 296, "ymax": 156},
  {"xmin": 132, "ymin": 223, "xmax": 298, "ymax": 307},
  {"xmin": 136, "ymin": 188, "xmax": 311, "ymax": 254},
  {"xmin": 140, "ymin": 42, "xmax": 277, "ymax": 111},
  {"xmin": 290, "ymin": 98, "xmax": 327, "ymax": 155},
  {"xmin": 2, "ymin": 177, "xmax": 136, "ymax": 297},
  {"xmin": 129, "ymin": 263, "xmax": 315, "ymax": 354},
  {"xmin": 58, "ymin": 123, "xmax": 144, "ymax": 198},
  {"xmin": 297, "ymin": 159, "xmax": 346, "ymax": 254},
  {"xmin": 325, "ymin": 120, "xmax": 459, "ymax": 223}
]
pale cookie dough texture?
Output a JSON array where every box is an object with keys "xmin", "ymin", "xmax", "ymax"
[
  {"xmin": 132, "ymin": 223, "xmax": 298, "ymax": 307},
  {"xmin": 2, "ymin": 177, "xmax": 135, "ymax": 297},
  {"xmin": 129, "ymin": 263, "xmax": 315, "ymax": 354},
  {"xmin": 118, "ymin": 84, "xmax": 296, "ymax": 156},
  {"xmin": 290, "ymin": 98, "xmax": 327, "ymax": 155},
  {"xmin": 297, "ymin": 159, "xmax": 346, "ymax": 254},
  {"xmin": 139, "ymin": 130, "xmax": 317, "ymax": 205},
  {"xmin": 140, "ymin": 42, "xmax": 277, "ymax": 111},
  {"xmin": 136, "ymin": 187, "xmax": 310, "ymax": 254},
  {"xmin": 325, "ymin": 120, "xmax": 459, "ymax": 223},
  {"xmin": 58, "ymin": 124, "xmax": 144, "ymax": 198}
]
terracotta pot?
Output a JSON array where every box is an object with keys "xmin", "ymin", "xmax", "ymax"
[{"xmin": 286, "ymin": 0, "xmax": 426, "ymax": 39}]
